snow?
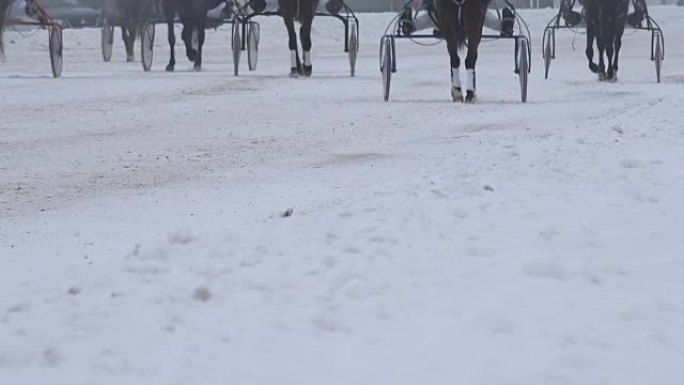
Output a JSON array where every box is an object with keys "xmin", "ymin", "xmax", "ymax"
[{"xmin": 2, "ymin": 6, "xmax": 684, "ymax": 385}]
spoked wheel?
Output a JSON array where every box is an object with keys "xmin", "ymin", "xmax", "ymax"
[
  {"xmin": 543, "ymin": 29, "xmax": 553, "ymax": 79},
  {"xmin": 140, "ymin": 22, "xmax": 155, "ymax": 71},
  {"xmin": 381, "ymin": 36, "xmax": 393, "ymax": 102},
  {"xmin": 232, "ymin": 22, "xmax": 241, "ymax": 76},
  {"xmin": 101, "ymin": 19, "xmax": 114, "ymax": 62},
  {"xmin": 49, "ymin": 26, "xmax": 63, "ymax": 78},
  {"xmin": 518, "ymin": 37, "xmax": 529, "ymax": 103},
  {"xmin": 349, "ymin": 24, "xmax": 358, "ymax": 77},
  {"xmin": 654, "ymin": 32, "xmax": 663, "ymax": 83},
  {"xmin": 247, "ymin": 22, "xmax": 260, "ymax": 71}
]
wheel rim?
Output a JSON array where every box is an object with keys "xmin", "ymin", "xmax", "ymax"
[
  {"xmin": 102, "ymin": 21, "xmax": 113, "ymax": 62},
  {"xmin": 519, "ymin": 40, "xmax": 528, "ymax": 103},
  {"xmin": 349, "ymin": 27, "xmax": 357, "ymax": 77},
  {"xmin": 247, "ymin": 23, "xmax": 259, "ymax": 71},
  {"xmin": 544, "ymin": 33, "xmax": 552, "ymax": 79},
  {"xmin": 382, "ymin": 38, "xmax": 392, "ymax": 102},
  {"xmin": 49, "ymin": 27, "xmax": 63, "ymax": 78},
  {"xmin": 141, "ymin": 23, "xmax": 155, "ymax": 71},
  {"xmin": 233, "ymin": 23, "xmax": 241, "ymax": 76},
  {"xmin": 655, "ymin": 37, "xmax": 662, "ymax": 83}
]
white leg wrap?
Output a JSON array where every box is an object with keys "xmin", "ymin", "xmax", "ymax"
[
  {"xmin": 290, "ymin": 50, "xmax": 298, "ymax": 68},
  {"xmin": 303, "ymin": 51, "xmax": 311, "ymax": 66},
  {"xmin": 466, "ymin": 68, "xmax": 476, "ymax": 92},
  {"xmin": 451, "ymin": 67, "xmax": 461, "ymax": 89}
]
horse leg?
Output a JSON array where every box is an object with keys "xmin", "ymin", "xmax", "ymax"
[
  {"xmin": 605, "ymin": 20, "xmax": 616, "ymax": 81},
  {"xmin": 165, "ymin": 16, "xmax": 176, "ymax": 71},
  {"xmin": 280, "ymin": 0, "xmax": 301, "ymax": 77},
  {"xmin": 462, "ymin": 7, "xmax": 483, "ymax": 103},
  {"xmin": 612, "ymin": 18, "xmax": 625, "ymax": 82},
  {"xmin": 300, "ymin": 1, "xmax": 316, "ymax": 76},
  {"xmin": 435, "ymin": 1, "xmax": 463, "ymax": 102},
  {"xmin": 181, "ymin": 21, "xmax": 197, "ymax": 62},
  {"xmin": 586, "ymin": 21, "xmax": 599, "ymax": 74},
  {"xmin": 194, "ymin": 24, "xmax": 205, "ymax": 71},
  {"xmin": 122, "ymin": 25, "xmax": 135, "ymax": 62}
]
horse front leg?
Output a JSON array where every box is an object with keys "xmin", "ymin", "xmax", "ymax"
[
  {"xmin": 605, "ymin": 21, "xmax": 616, "ymax": 81},
  {"xmin": 165, "ymin": 17, "xmax": 176, "ymax": 71},
  {"xmin": 194, "ymin": 24, "xmax": 205, "ymax": 71},
  {"xmin": 596, "ymin": 26, "xmax": 607, "ymax": 81},
  {"xmin": 122, "ymin": 24, "xmax": 135, "ymax": 62},
  {"xmin": 586, "ymin": 21, "xmax": 599, "ymax": 74},
  {"xmin": 280, "ymin": 0, "xmax": 301, "ymax": 76},
  {"xmin": 611, "ymin": 18, "xmax": 625, "ymax": 82},
  {"xmin": 463, "ymin": 17, "xmax": 482, "ymax": 103},
  {"xmin": 299, "ymin": 1, "xmax": 315, "ymax": 76}
]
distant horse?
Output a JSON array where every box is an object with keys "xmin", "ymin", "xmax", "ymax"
[
  {"xmin": 434, "ymin": 0, "xmax": 487, "ymax": 102},
  {"xmin": 279, "ymin": 0, "xmax": 318, "ymax": 77},
  {"xmin": 102, "ymin": 0, "xmax": 158, "ymax": 62},
  {"xmin": 584, "ymin": 0, "xmax": 628, "ymax": 81},
  {"xmin": 162, "ymin": 0, "xmax": 224, "ymax": 71}
]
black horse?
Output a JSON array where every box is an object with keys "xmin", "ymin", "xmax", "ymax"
[
  {"xmin": 584, "ymin": 0, "xmax": 629, "ymax": 81},
  {"xmin": 102, "ymin": 0, "xmax": 158, "ymax": 62},
  {"xmin": 434, "ymin": 0, "xmax": 487, "ymax": 102},
  {"xmin": 162, "ymin": 0, "xmax": 224, "ymax": 71}
]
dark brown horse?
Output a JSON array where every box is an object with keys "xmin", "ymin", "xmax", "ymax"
[
  {"xmin": 101, "ymin": 0, "xmax": 157, "ymax": 62},
  {"xmin": 279, "ymin": 0, "xmax": 318, "ymax": 77},
  {"xmin": 584, "ymin": 0, "xmax": 629, "ymax": 81},
  {"xmin": 162, "ymin": 0, "xmax": 223, "ymax": 71},
  {"xmin": 434, "ymin": 0, "xmax": 487, "ymax": 102}
]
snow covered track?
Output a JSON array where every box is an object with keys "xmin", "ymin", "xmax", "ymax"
[{"xmin": 2, "ymin": 8, "xmax": 684, "ymax": 385}]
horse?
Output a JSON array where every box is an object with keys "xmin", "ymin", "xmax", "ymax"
[
  {"xmin": 162, "ymin": 0, "xmax": 224, "ymax": 71},
  {"xmin": 433, "ymin": 0, "xmax": 487, "ymax": 103},
  {"xmin": 101, "ymin": 0, "xmax": 158, "ymax": 62},
  {"xmin": 584, "ymin": 0, "xmax": 629, "ymax": 81},
  {"xmin": 279, "ymin": 0, "xmax": 318, "ymax": 77}
]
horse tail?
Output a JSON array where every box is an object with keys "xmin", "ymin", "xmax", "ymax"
[{"xmin": 453, "ymin": 2, "xmax": 466, "ymax": 49}]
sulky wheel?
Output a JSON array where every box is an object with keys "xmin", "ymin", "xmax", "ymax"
[
  {"xmin": 543, "ymin": 29, "xmax": 553, "ymax": 79},
  {"xmin": 381, "ymin": 36, "xmax": 393, "ymax": 102},
  {"xmin": 349, "ymin": 24, "xmax": 358, "ymax": 77},
  {"xmin": 49, "ymin": 26, "xmax": 63, "ymax": 78},
  {"xmin": 518, "ymin": 37, "xmax": 529, "ymax": 103},
  {"xmin": 232, "ymin": 22, "xmax": 241, "ymax": 76},
  {"xmin": 247, "ymin": 22, "xmax": 260, "ymax": 71},
  {"xmin": 140, "ymin": 22, "xmax": 155, "ymax": 71},
  {"xmin": 654, "ymin": 32, "xmax": 663, "ymax": 83},
  {"xmin": 101, "ymin": 19, "xmax": 114, "ymax": 62}
]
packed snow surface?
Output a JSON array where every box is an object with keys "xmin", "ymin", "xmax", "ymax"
[{"xmin": 1, "ymin": 7, "xmax": 684, "ymax": 385}]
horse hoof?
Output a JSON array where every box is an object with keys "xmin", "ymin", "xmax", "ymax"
[
  {"xmin": 303, "ymin": 65, "xmax": 312, "ymax": 77},
  {"xmin": 193, "ymin": 65, "xmax": 202, "ymax": 72},
  {"xmin": 289, "ymin": 68, "xmax": 300, "ymax": 78},
  {"xmin": 126, "ymin": 54, "xmax": 135, "ymax": 62},
  {"xmin": 166, "ymin": 64, "xmax": 175, "ymax": 72},
  {"xmin": 451, "ymin": 87, "xmax": 464, "ymax": 103},
  {"xmin": 186, "ymin": 49, "xmax": 197, "ymax": 62},
  {"xmin": 598, "ymin": 72, "xmax": 608, "ymax": 81},
  {"xmin": 465, "ymin": 91, "xmax": 476, "ymax": 103}
]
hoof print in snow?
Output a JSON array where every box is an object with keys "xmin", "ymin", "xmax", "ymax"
[
  {"xmin": 619, "ymin": 159, "xmax": 645, "ymax": 169},
  {"xmin": 483, "ymin": 185, "xmax": 494, "ymax": 192},
  {"xmin": 281, "ymin": 208, "xmax": 294, "ymax": 218},
  {"xmin": 42, "ymin": 348, "xmax": 64, "ymax": 366},
  {"xmin": 167, "ymin": 231, "xmax": 196, "ymax": 245},
  {"xmin": 67, "ymin": 286, "xmax": 82, "ymax": 296},
  {"xmin": 194, "ymin": 286, "xmax": 211, "ymax": 302},
  {"xmin": 611, "ymin": 125, "xmax": 624, "ymax": 134}
]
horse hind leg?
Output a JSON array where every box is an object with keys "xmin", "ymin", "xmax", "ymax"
[
  {"xmin": 193, "ymin": 25, "xmax": 205, "ymax": 71},
  {"xmin": 463, "ymin": 14, "xmax": 482, "ymax": 103},
  {"xmin": 181, "ymin": 22, "xmax": 197, "ymax": 62},
  {"xmin": 281, "ymin": 2, "xmax": 301, "ymax": 77},
  {"xmin": 586, "ymin": 21, "xmax": 600, "ymax": 74}
]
